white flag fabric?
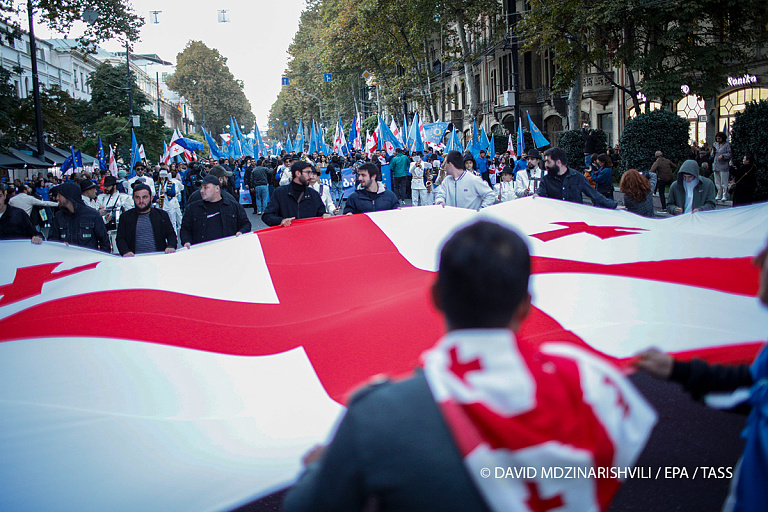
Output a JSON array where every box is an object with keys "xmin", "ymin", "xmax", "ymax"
[{"xmin": 1, "ymin": 199, "xmax": 767, "ymax": 511}]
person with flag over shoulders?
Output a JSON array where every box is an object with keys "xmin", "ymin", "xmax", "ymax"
[
  {"xmin": 262, "ymin": 160, "xmax": 329, "ymax": 227},
  {"xmin": 115, "ymin": 184, "xmax": 177, "ymax": 257},
  {"xmin": 284, "ymin": 220, "xmax": 656, "ymax": 512},
  {"xmin": 343, "ymin": 163, "xmax": 399, "ymax": 215},
  {"xmin": 49, "ymin": 182, "xmax": 110, "ymax": 252},
  {"xmin": 635, "ymin": 235, "xmax": 768, "ymax": 512},
  {"xmin": 180, "ymin": 175, "xmax": 251, "ymax": 247},
  {"xmin": 435, "ymin": 151, "xmax": 495, "ymax": 210}
]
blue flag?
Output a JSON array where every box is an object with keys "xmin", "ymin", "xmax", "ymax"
[
  {"xmin": 516, "ymin": 118, "xmax": 525, "ymax": 157},
  {"xmin": 295, "ymin": 119, "xmax": 305, "ymax": 154},
  {"xmin": 203, "ymin": 128, "xmax": 223, "ymax": 159},
  {"xmin": 97, "ymin": 136, "xmax": 108, "ymax": 170},
  {"xmin": 526, "ymin": 111, "xmax": 551, "ymax": 149},
  {"xmin": 74, "ymin": 150, "xmax": 83, "ymax": 169},
  {"xmin": 489, "ymin": 134, "xmax": 496, "ymax": 157},
  {"xmin": 230, "ymin": 116, "xmax": 244, "ymax": 158},
  {"xmin": 286, "ymin": 134, "xmax": 294, "ymax": 154},
  {"xmin": 479, "ymin": 126, "xmax": 490, "ymax": 152},
  {"xmin": 130, "ymin": 129, "xmax": 141, "ymax": 171},
  {"xmin": 402, "ymin": 114, "xmax": 410, "ymax": 149},
  {"xmin": 445, "ymin": 129, "xmax": 464, "ymax": 153},
  {"xmin": 308, "ymin": 120, "xmax": 318, "ymax": 155},
  {"xmin": 347, "ymin": 120, "xmax": 357, "ymax": 154},
  {"xmin": 254, "ymin": 120, "xmax": 267, "ymax": 158},
  {"xmin": 422, "ymin": 122, "xmax": 450, "ymax": 145},
  {"xmin": 407, "ymin": 114, "xmax": 421, "ymax": 153},
  {"xmin": 61, "ymin": 150, "xmax": 74, "ymax": 176},
  {"xmin": 408, "ymin": 114, "xmax": 424, "ymax": 153},
  {"xmin": 470, "ymin": 119, "xmax": 483, "ymax": 160}
]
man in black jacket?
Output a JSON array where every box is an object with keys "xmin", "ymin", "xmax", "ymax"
[
  {"xmin": 186, "ymin": 165, "xmax": 237, "ymax": 204},
  {"xmin": 343, "ymin": 163, "xmax": 399, "ymax": 215},
  {"xmin": 262, "ymin": 160, "xmax": 328, "ymax": 227},
  {"xmin": 535, "ymin": 147, "xmax": 618, "ymax": 209},
  {"xmin": 0, "ymin": 183, "xmax": 42, "ymax": 243},
  {"xmin": 181, "ymin": 175, "xmax": 251, "ymax": 247},
  {"xmin": 115, "ymin": 184, "xmax": 177, "ymax": 256},
  {"xmin": 49, "ymin": 182, "xmax": 110, "ymax": 252}
]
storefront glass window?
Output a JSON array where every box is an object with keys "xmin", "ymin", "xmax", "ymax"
[
  {"xmin": 676, "ymin": 95, "xmax": 706, "ymax": 145},
  {"xmin": 719, "ymin": 87, "xmax": 768, "ymax": 135}
]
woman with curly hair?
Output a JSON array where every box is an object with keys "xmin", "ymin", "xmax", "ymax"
[{"xmin": 620, "ymin": 168, "xmax": 656, "ymax": 217}]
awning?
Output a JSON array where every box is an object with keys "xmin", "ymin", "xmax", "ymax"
[
  {"xmin": 0, "ymin": 152, "xmax": 26, "ymax": 169},
  {"xmin": 6, "ymin": 148, "xmax": 53, "ymax": 168}
]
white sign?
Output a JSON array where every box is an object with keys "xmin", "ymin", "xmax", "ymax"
[{"xmin": 727, "ymin": 74, "xmax": 757, "ymax": 87}]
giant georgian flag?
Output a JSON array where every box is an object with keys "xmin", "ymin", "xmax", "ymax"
[{"xmin": 1, "ymin": 199, "xmax": 767, "ymax": 511}]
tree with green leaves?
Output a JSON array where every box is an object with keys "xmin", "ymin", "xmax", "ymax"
[
  {"xmin": 0, "ymin": 67, "xmax": 19, "ymax": 145},
  {"xmin": 619, "ymin": 110, "xmax": 690, "ymax": 174},
  {"xmin": 11, "ymin": 86, "xmax": 87, "ymax": 147},
  {"xmin": 519, "ymin": 0, "xmax": 768, "ymax": 112},
  {"xmin": 1, "ymin": 0, "xmax": 142, "ymax": 49},
  {"xmin": 166, "ymin": 41, "xmax": 254, "ymax": 136},
  {"xmin": 86, "ymin": 62, "xmax": 166, "ymax": 163},
  {"xmin": 438, "ymin": 0, "xmax": 503, "ymax": 120}
]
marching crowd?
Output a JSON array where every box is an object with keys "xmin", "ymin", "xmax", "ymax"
[{"xmin": 0, "ymin": 126, "xmax": 758, "ymax": 253}]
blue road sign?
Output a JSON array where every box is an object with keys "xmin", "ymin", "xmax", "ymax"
[
  {"xmin": 281, "ymin": 77, "xmax": 289, "ymax": 86},
  {"xmin": 324, "ymin": 73, "xmax": 332, "ymax": 82}
]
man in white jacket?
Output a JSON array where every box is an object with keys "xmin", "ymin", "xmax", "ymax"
[
  {"xmin": 309, "ymin": 167, "xmax": 339, "ymax": 215},
  {"xmin": 409, "ymin": 151, "xmax": 430, "ymax": 206},
  {"xmin": 514, "ymin": 148, "xmax": 545, "ymax": 198},
  {"xmin": 435, "ymin": 151, "xmax": 495, "ymax": 210},
  {"xmin": 8, "ymin": 184, "xmax": 58, "ymax": 217}
]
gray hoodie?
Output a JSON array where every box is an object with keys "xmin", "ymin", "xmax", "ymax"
[{"xmin": 666, "ymin": 160, "xmax": 717, "ymax": 215}]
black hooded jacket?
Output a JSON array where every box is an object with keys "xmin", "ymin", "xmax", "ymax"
[{"xmin": 49, "ymin": 182, "xmax": 110, "ymax": 252}]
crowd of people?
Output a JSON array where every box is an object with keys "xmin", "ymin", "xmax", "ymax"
[
  {"xmin": 1, "ymin": 130, "xmax": 766, "ymax": 512},
  {"xmin": 0, "ymin": 126, "xmax": 760, "ymax": 249}
]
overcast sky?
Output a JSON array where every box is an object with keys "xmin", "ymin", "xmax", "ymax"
[{"xmin": 29, "ymin": 0, "xmax": 306, "ymax": 131}]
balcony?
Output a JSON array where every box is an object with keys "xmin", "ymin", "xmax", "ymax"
[{"xmin": 582, "ymin": 71, "xmax": 615, "ymax": 106}]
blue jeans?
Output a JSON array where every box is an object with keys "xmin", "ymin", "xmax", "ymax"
[
  {"xmin": 331, "ymin": 180, "xmax": 343, "ymax": 203},
  {"xmin": 253, "ymin": 185, "xmax": 268, "ymax": 212}
]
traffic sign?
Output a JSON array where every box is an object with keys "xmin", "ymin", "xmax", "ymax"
[
  {"xmin": 324, "ymin": 73, "xmax": 332, "ymax": 82},
  {"xmin": 281, "ymin": 77, "xmax": 289, "ymax": 86}
]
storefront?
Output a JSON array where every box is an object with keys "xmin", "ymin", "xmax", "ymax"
[{"xmin": 676, "ymin": 75, "xmax": 767, "ymax": 145}]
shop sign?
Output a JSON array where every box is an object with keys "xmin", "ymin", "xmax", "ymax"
[{"xmin": 727, "ymin": 74, "xmax": 758, "ymax": 87}]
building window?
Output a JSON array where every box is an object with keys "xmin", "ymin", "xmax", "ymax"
[
  {"xmin": 718, "ymin": 87, "xmax": 768, "ymax": 136},
  {"xmin": 499, "ymin": 56, "xmax": 508, "ymax": 91},
  {"xmin": 676, "ymin": 95, "xmax": 707, "ymax": 145},
  {"xmin": 598, "ymin": 113, "xmax": 613, "ymax": 146},
  {"xmin": 627, "ymin": 101, "xmax": 662, "ymax": 118},
  {"xmin": 523, "ymin": 52, "xmax": 532, "ymax": 90},
  {"xmin": 490, "ymin": 69, "xmax": 496, "ymax": 102}
]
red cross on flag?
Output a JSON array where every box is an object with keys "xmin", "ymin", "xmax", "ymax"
[{"xmin": 1, "ymin": 198, "xmax": 766, "ymax": 511}]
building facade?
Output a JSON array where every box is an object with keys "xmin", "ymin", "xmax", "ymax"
[{"xmin": 406, "ymin": 0, "xmax": 768, "ymax": 155}]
